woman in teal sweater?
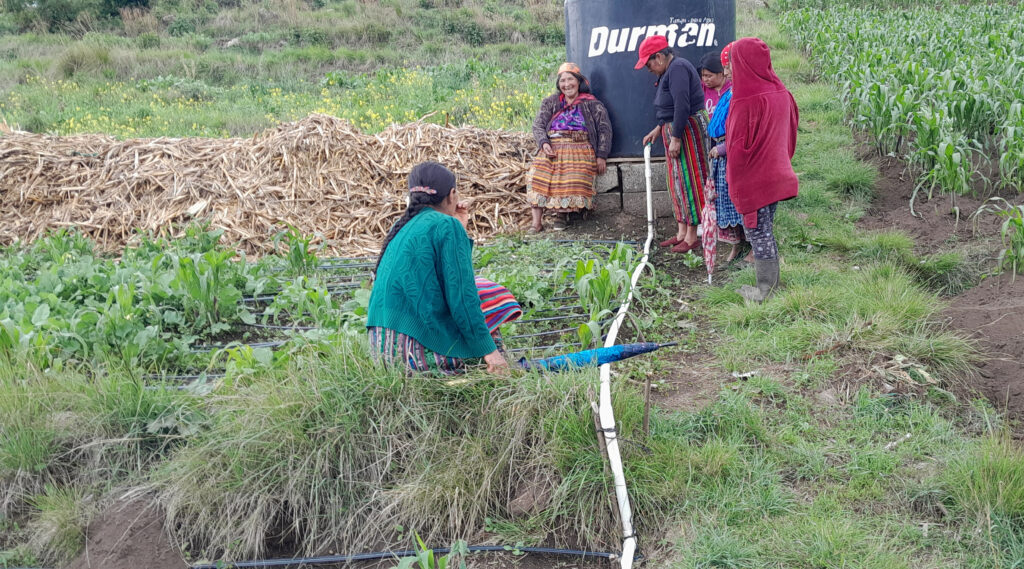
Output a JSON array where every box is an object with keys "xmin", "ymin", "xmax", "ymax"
[{"xmin": 367, "ymin": 162, "xmax": 509, "ymax": 375}]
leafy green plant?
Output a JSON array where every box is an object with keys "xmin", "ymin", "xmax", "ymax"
[
  {"xmin": 974, "ymin": 197, "xmax": 1024, "ymax": 275},
  {"xmin": 572, "ymin": 248, "xmax": 633, "ymax": 315},
  {"xmin": 394, "ymin": 536, "xmax": 469, "ymax": 569},
  {"xmin": 172, "ymin": 249, "xmax": 249, "ymax": 335},
  {"xmin": 781, "ymin": 3, "xmax": 1022, "ymax": 197},
  {"xmin": 273, "ymin": 227, "xmax": 321, "ymax": 276}
]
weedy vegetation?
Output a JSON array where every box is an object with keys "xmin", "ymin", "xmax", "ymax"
[{"xmin": 2, "ymin": 1, "xmax": 1023, "ymax": 568}]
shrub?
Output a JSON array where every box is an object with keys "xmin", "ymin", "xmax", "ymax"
[
  {"xmin": 137, "ymin": 31, "xmax": 160, "ymax": 48},
  {"xmin": 30, "ymin": 0, "xmax": 101, "ymax": 32},
  {"xmin": 528, "ymin": 22, "xmax": 564, "ymax": 46},
  {"xmin": 100, "ymin": 0, "xmax": 147, "ymax": 17},
  {"xmin": 0, "ymin": 12, "xmax": 19, "ymax": 34},
  {"xmin": 291, "ymin": 26, "xmax": 330, "ymax": 46},
  {"xmin": 166, "ymin": 15, "xmax": 195, "ymax": 37},
  {"xmin": 442, "ymin": 8, "xmax": 483, "ymax": 46},
  {"xmin": 57, "ymin": 43, "xmax": 111, "ymax": 78},
  {"xmin": 119, "ymin": 5, "xmax": 157, "ymax": 36}
]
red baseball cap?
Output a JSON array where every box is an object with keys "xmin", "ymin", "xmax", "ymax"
[
  {"xmin": 720, "ymin": 41, "xmax": 735, "ymax": 67},
  {"xmin": 634, "ymin": 35, "xmax": 669, "ymax": 70}
]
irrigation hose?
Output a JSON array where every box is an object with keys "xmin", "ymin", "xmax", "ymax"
[
  {"xmin": 598, "ymin": 144, "xmax": 658, "ymax": 569},
  {"xmin": 189, "ymin": 545, "xmax": 621, "ymax": 569}
]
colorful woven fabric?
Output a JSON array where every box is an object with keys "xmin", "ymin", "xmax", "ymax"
[
  {"xmin": 549, "ymin": 105, "xmax": 587, "ymax": 132},
  {"xmin": 475, "ymin": 277, "xmax": 522, "ymax": 334},
  {"xmin": 712, "ymin": 156, "xmax": 743, "ymax": 230},
  {"xmin": 663, "ymin": 112, "xmax": 711, "ymax": 226},
  {"xmin": 527, "ymin": 130, "xmax": 597, "ymax": 211},
  {"xmin": 367, "ymin": 326, "xmax": 465, "ymax": 376}
]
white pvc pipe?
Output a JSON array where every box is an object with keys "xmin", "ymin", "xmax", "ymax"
[{"xmin": 598, "ymin": 145, "xmax": 656, "ymax": 569}]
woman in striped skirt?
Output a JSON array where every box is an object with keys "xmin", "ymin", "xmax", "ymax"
[
  {"xmin": 367, "ymin": 162, "xmax": 521, "ymax": 376},
  {"xmin": 527, "ymin": 63, "xmax": 613, "ymax": 232},
  {"xmin": 635, "ymin": 35, "xmax": 711, "ymax": 254}
]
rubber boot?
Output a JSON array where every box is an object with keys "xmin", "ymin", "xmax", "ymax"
[{"xmin": 738, "ymin": 258, "xmax": 780, "ymax": 303}]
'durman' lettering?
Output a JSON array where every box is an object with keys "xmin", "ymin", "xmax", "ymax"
[{"xmin": 588, "ymin": 22, "xmax": 717, "ymax": 57}]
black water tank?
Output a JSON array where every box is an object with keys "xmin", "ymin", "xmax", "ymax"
[{"xmin": 565, "ymin": 0, "xmax": 736, "ymax": 158}]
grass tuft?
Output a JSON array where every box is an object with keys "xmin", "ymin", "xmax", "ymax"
[
  {"xmin": 825, "ymin": 159, "xmax": 878, "ymax": 202},
  {"xmin": 26, "ymin": 484, "xmax": 94, "ymax": 565},
  {"xmin": 153, "ymin": 339, "xmax": 658, "ymax": 557},
  {"xmin": 945, "ymin": 432, "xmax": 1024, "ymax": 521}
]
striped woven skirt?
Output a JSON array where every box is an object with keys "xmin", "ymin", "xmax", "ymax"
[
  {"xmin": 711, "ymin": 155, "xmax": 744, "ymax": 244},
  {"xmin": 663, "ymin": 112, "xmax": 711, "ymax": 226},
  {"xmin": 526, "ymin": 130, "xmax": 597, "ymax": 211},
  {"xmin": 476, "ymin": 277, "xmax": 522, "ymax": 334},
  {"xmin": 367, "ymin": 326, "xmax": 466, "ymax": 375},
  {"xmin": 367, "ymin": 278, "xmax": 521, "ymax": 376}
]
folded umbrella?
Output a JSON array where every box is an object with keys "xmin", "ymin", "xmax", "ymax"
[
  {"xmin": 701, "ymin": 175, "xmax": 719, "ymax": 285},
  {"xmin": 518, "ymin": 342, "xmax": 677, "ymax": 372}
]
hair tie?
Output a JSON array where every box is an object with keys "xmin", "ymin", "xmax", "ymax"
[{"xmin": 409, "ymin": 186, "xmax": 437, "ymax": 195}]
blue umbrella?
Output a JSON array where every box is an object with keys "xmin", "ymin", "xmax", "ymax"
[{"xmin": 518, "ymin": 342, "xmax": 676, "ymax": 372}]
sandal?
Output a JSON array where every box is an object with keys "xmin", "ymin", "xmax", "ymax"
[
  {"xmin": 527, "ymin": 224, "xmax": 543, "ymax": 234},
  {"xmin": 671, "ymin": 239, "xmax": 700, "ymax": 253},
  {"xmin": 659, "ymin": 236, "xmax": 681, "ymax": 248}
]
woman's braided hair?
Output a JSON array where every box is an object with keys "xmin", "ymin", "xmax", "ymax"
[{"xmin": 375, "ymin": 161, "xmax": 457, "ymax": 274}]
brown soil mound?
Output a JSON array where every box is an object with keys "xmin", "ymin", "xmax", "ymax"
[
  {"xmin": 0, "ymin": 114, "xmax": 533, "ymax": 257},
  {"xmin": 857, "ymin": 155, "xmax": 995, "ymax": 251},
  {"xmin": 943, "ymin": 273, "xmax": 1024, "ymax": 421},
  {"xmin": 64, "ymin": 498, "xmax": 185, "ymax": 569},
  {"xmin": 859, "ymin": 155, "xmax": 1024, "ymax": 421}
]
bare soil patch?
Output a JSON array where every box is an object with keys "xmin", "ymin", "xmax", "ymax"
[
  {"xmin": 649, "ymin": 352, "xmax": 726, "ymax": 413},
  {"xmin": 859, "ymin": 155, "xmax": 1024, "ymax": 422},
  {"xmin": 65, "ymin": 497, "xmax": 185, "ymax": 569},
  {"xmin": 857, "ymin": 155, "xmax": 1000, "ymax": 252},
  {"xmin": 942, "ymin": 273, "xmax": 1024, "ymax": 422}
]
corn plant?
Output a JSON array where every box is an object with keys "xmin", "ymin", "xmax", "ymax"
[
  {"xmin": 974, "ymin": 198, "xmax": 1024, "ymax": 275},
  {"xmin": 781, "ymin": 3, "xmax": 1024, "ymax": 196},
  {"xmin": 273, "ymin": 227, "xmax": 321, "ymax": 276},
  {"xmin": 571, "ymin": 244, "xmax": 641, "ymax": 347},
  {"xmin": 394, "ymin": 536, "xmax": 469, "ymax": 569},
  {"xmin": 998, "ymin": 103, "xmax": 1024, "ymax": 191},
  {"xmin": 171, "ymin": 250, "xmax": 248, "ymax": 335}
]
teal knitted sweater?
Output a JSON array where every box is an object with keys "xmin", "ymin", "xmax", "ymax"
[{"xmin": 366, "ymin": 209, "xmax": 497, "ymax": 359}]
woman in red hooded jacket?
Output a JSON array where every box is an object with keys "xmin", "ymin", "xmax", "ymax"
[{"xmin": 724, "ymin": 37, "xmax": 799, "ymax": 302}]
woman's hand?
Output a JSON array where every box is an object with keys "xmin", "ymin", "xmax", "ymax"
[
  {"xmin": 668, "ymin": 136, "xmax": 682, "ymax": 156},
  {"xmin": 596, "ymin": 157, "xmax": 607, "ymax": 175},
  {"xmin": 484, "ymin": 350, "xmax": 509, "ymax": 374},
  {"xmin": 455, "ymin": 200, "xmax": 470, "ymax": 229},
  {"xmin": 541, "ymin": 142, "xmax": 555, "ymax": 158},
  {"xmin": 642, "ymin": 125, "xmax": 662, "ymax": 146},
  {"xmin": 710, "ymin": 146, "xmax": 720, "ymax": 159}
]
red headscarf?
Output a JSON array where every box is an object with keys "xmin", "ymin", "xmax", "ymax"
[
  {"xmin": 724, "ymin": 37, "xmax": 799, "ymax": 228},
  {"xmin": 720, "ymin": 42, "xmax": 735, "ymax": 68}
]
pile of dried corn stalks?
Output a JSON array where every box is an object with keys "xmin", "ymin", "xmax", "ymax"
[{"xmin": 0, "ymin": 114, "xmax": 535, "ymax": 256}]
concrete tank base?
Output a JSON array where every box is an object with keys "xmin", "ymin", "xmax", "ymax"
[{"xmin": 591, "ymin": 161, "xmax": 675, "ymax": 219}]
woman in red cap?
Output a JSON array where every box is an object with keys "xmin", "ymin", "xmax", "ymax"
[
  {"xmin": 527, "ymin": 62, "xmax": 613, "ymax": 232},
  {"xmin": 635, "ymin": 34, "xmax": 710, "ymax": 254},
  {"xmin": 724, "ymin": 37, "xmax": 799, "ymax": 302}
]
